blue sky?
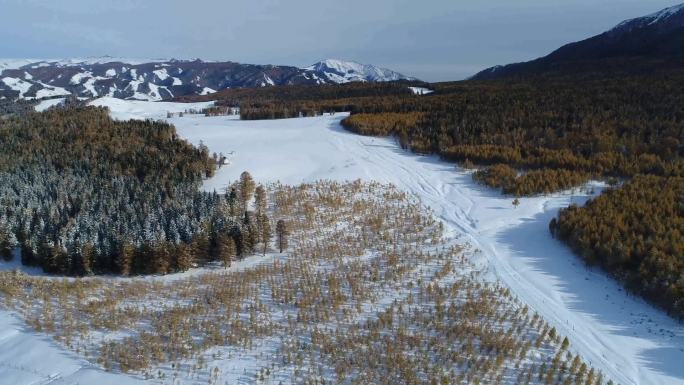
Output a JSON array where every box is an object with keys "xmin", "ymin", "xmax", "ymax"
[{"xmin": 0, "ymin": 0, "xmax": 678, "ymax": 81}]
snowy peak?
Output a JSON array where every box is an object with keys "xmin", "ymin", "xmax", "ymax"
[
  {"xmin": 610, "ymin": 2, "xmax": 684, "ymax": 34},
  {"xmin": 472, "ymin": 3, "xmax": 684, "ymax": 80},
  {"xmin": 305, "ymin": 59, "xmax": 414, "ymax": 83},
  {"xmin": 0, "ymin": 58, "xmax": 415, "ymax": 101}
]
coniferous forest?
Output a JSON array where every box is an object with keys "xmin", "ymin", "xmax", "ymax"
[
  {"xmin": 0, "ymin": 106, "xmax": 267, "ymax": 276},
  {"xmin": 183, "ymin": 70, "xmax": 684, "ymax": 318},
  {"xmin": 550, "ymin": 176, "xmax": 684, "ymax": 318}
]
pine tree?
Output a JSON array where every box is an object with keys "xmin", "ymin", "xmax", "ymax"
[
  {"xmin": 115, "ymin": 241, "xmax": 134, "ymax": 276},
  {"xmin": 216, "ymin": 234, "xmax": 236, "ymax": 268},
  {"xmin": 80, "ymin": 243, "xmax": 96, "ymax": 275},
  {"xmin": 0, "ymin": 223, "xmax": 13, "ymax": 261},
  {"xmin": 254, "ymin": 185, "xmax": 267, "ymax": 215},
  {"xmin": 227, "ymin": 187, "xmax": 238, "ymax": 217},
  {"xmin": 175, "ymin": 243, "xmax": 194, "ymax": 272},
  {"xmin": 39, "ymin": 240, "xmax": 56, "ymax": 273},
  {"xmin": 258, "ymin": 214, "xmax": 271, "ymax": 255},
  {"xmin": 276, "ymin": 219, "xmax": 289, "ymax": 253},
  {"xmin": 191, "ymin": 231, "xmax": 211, "ymax": 264},
  {"xmin": 242, "ymin": 212, "xmax": 257, "ymax": 254},
  {"xmin": 239, "ymin": 171, "xmax": 256, "ymax": 212},
  {"xmin": 151, "ymin": 243, "xmax": 171, "ymax": 274}
]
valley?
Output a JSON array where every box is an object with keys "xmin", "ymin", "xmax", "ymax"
[
  {"xmin": 2, "ymin": 99, "xmax": 680, "ymax": 384},
  {"xmin": 1, "ymin": 2, "xmax": 683, "ymax": 384}
]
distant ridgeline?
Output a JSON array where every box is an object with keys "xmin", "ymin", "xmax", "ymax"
[{"xmin": 0, "ymin": 107, "xmax": 267, "ymax": 275}]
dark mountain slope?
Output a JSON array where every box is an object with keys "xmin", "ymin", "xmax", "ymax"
[{"xmin": 473, "ymin": 4, "xmax": 684, "ymax": 79}]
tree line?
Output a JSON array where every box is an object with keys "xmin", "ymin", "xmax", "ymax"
[{"xmin": 550, "ymin": 175, "xmax": 683, "ymax": 319}]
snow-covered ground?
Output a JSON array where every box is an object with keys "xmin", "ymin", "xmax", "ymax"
[
  {"xmin": 408, "ymin": 86, "xmax": 434, "ymax": 95},
  {"xmin": 0, "ymin": 311, "xmax": 144, "ymax": 385},
  {"xmin": 89, "ymin": 96, "xmax": 214, "ymax": 120},
  {"xmin": 169, "ymin": 112, "xmax": 684, "ymax": 385},
  {"xmin": 1, "ymin": 99, "xmax": 682, "ymax": 385},
  {"xmin": 34, "ymin": 98, "xmax": 66, "ymax": 112}
]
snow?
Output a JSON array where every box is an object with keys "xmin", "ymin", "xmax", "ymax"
[
  {"xmin": 1, "ymin": 77, "xmax": 32, "ymax": 98},
  {"xmin": 166, "ymin": 111, "xmax": 684, "ymax": 385},
  {"xmin": 105, "ymin": 68, "xmax": 116, "ymax": 77},
  {"xmin": 69, "ymin": 71, "xmax": 92, "ymax": 85},
  {"xmin": 305, "ymin": 59, "xmax": 414, "ymax": 83},
  {"xmin": 612, "ymin": 3, "xmax": 684, "ymax": 31},
  {"xmin": 409, "ymin": 86, "xmax": 433, "ymax": 95},
  {"xmin": 152, "ymin": 68, "xmax": 169, "ymax": 81},
  {"xmin": 146, "ymin": 83, "xmax": 161, "ymax": 100},
  {"xmin": 34, "ymin": 82, "xmax": 71, "ymax": 99},
  {"xmin": 88, "ymin": 97, "xmax": 214, "ymax": 120},
  {"xmin": 82, "ymin": 77, "xmax": 99, "ymax": 97},
  {"xmin": 645, "ymin": 3, "xmax": 684, "ymax": 25},
  {"xmin": 200, "ymin": 87, "xmax": 216, "ymax": 95},
  {"xmin": 2, "ymin": 99, "xmax": 683, "ymax": 385},
  {"xmin": 0, "ymin": 311, "xmax": 144, "ymax": 385},
  {"xmin": 0, "ymin": 59, "xmax": 39, "ymax": 71},
  {"xmin": 34, "ymin": 98, "xmax": 66, "ymax": 112}
]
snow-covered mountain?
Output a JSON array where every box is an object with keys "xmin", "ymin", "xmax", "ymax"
[
  {"xmin": 473, "ymin": 3, "xmax": 684, "ymax": 80},
  {"xmin": 305, "ymin": 59, "xmax": 414, "ymax": 83},
  {"xmin": 0, "ymin": 58, "xmax": 415, "ymax": 101},
  {"xmin": 610, "ymin": 3, "xmax": 684, "ymax": 34}
]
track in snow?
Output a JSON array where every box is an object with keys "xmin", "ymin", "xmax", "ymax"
[
  {"xmin": 172, "ymin": 112, "xmax": 684, "ymax": 385},
  {"xmin": 1, "ymin": 102, "xmax": 681, "ymax": 385}
]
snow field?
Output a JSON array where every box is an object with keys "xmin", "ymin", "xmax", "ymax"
[
  {"xmin": 0, "ymin": 99, "xmax": 681, "ymax": 385},
  {"xmin": 168, "ymin": 111, "xmax": 683, "ymax": 385},
  {"xmin": 0, "ymin": 180, "xmax": 599, "ymax": 384}
]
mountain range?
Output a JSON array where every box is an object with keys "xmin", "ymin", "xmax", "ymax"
[
  {"xmin": 0, "ymin": 58, "xmax": 413, "ymax": 101},
  {"xmin": 473, "ymin": 3, "xmax": 684, "ymax": 80}
]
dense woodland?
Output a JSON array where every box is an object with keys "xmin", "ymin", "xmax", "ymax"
[
  {"xmin": 0, "ymin": 107, "xmax": 271, "ymax": 275},
  {"xmin": 181, "ymin": 71, "xmax": 683, "ymax": 319},
  {"xmin": 185, "ymin": 71, "xmax": 683, "ymax": 191},
  {"xmin": 550, "ymin": 176, "xmax": 684, "ymax": 319}
]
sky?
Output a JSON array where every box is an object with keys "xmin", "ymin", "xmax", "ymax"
[{"xmin": 0, "ymin": 0, "xmax": 678, "ymax": 81}]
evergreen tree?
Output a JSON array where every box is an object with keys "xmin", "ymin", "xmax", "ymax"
[
  {"xmin": 216, "ymin": 234, "xmax": 236, "ymax": 268},
  {"xmin": 254, "ymin": 185, "xmax": 267, "ymax": 215},
  {"xmin": 174, "ymin": 243, "xmax": 194, "ymax": 272},
  {"xmin": 242, "ymin": 212, "xmax": 257, "ymax": 254},
  {"xmin": 239, "ymin": 171, "xmax": 256, "ymax": 212},
  {"xmin": 80, "ymin": 243, "xmax": 96, "ymax": 276},
  {"xmin": 0, "ymin": 223, "xmax": 13, "ymax": 261},
  {"xmin": 192, "ymin": 231, "xmax": 211, "ymax": 264},
  {"xmin": 257, "ymin": 214, "xmax": 271, "ymax": 255},
  {"xmin": 227, "ymin": 187, "xmax": 238, "ymax": 217},
  {"xmin": 151, "ymin": 243, "xmax": 171, "ymax": 274},
  {"xmin": 117, "ymin": 241, "xmax": 135, "ymax": 276},
  {"xmin": 276, "ymin": 219, "xmax": 289, "ymax": 253}
]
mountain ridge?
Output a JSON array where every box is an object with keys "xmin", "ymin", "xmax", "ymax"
[
  {"xmin": 0, "ymin": 58, "xmax": 415, "ymax": 101},
  {"xmin": 472, "ymin": 3, "xmax": 684, "ymax": 80}
]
